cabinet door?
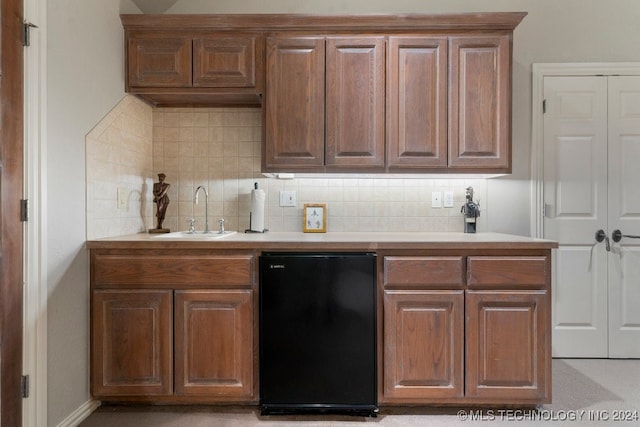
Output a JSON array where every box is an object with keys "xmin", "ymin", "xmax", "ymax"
[
  {"xmin": 326, "ymin": 37, "xmax": 385, "ymax": 169},
  {"xmin": 264, "ymin": 37, "xmax": 325, "ymax": 171},
  {"xmin": 193, "ymin": 35, "xmax": 258, "ymax": 88},
  {"xmin": 466, "ymin": 291, "xmax": 550, "ymax": 402},
  {"xmin": 91, "ymin": 290, "xmax": 173, "ymax": 397},
  {"xmin": 383, "ymin": 290, "xmax": 464, "ymax": 401},
  {"xmin": 387, "ymin": 37, "xmax": 448, "ymax": 169},
  {"xmin": 174, "ymin": 290, "xmax": 253, "ymax": 399},
  {"xmin": 449, "ymin": 35, "xmax": 510, "ymax": 170},
  {"xmin": 127, "ymin": 33, "xmax": 192, "ymax": 88}
]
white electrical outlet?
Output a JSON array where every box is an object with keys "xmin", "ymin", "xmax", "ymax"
[
  {"xmin": 117, "ymin": 187, "xmax": 127, "ymax": 210},
  {"xmin": 444, "ymin": 191, "xmax": 454, "ymax": 208},
  {"xmin": 279, "ymin": 190, "xmax": 297, "ymax": 207},
  {"xmin": 431, "ymin": 191, "xmax": 442, "ymax": 208}
]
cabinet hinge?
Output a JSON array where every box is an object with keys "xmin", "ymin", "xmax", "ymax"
[
  {"xmin": 542, "ymin": 99, "xmax": 547, "ymax": 114},
  {"xmin": 23, "ymin": 21, "xmax": 38, "ymax": 47},
  {"xmin": 20, "ymin": 199, "xmax": 28, "ymax": 222},
  {"xmin": 21, "ymin": 375, "xmax": 29, "ymax": 398}
]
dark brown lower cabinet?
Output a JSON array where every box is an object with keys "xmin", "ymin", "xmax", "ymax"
[
  {"xmin": 90, "ymin": 249, "xmax": 256, "ymax": 403},
  {"xmin": 383, "ymin": 290, "xmax": 464, "ymax": 401},
  {"xmin": 465, "ymin": 290, "xmax": 549, "ymax": 401},
  {"xmin": 92, "ymin": 288, "xmax": 254, "ymax": 401},
  {"xmin": 381, "ymin": 252, "xmax": 552, "ymax": 405},
  {"xmin": 89, "ymin": 247, "xmax": 552, "ymax": 406},
  {"xmin": 91, "ymin": 290, "xmax": 173, "ymax": 397},
  {"xmin": 174, "ymin": 290, "xmax": 253, "ymax": 398}
]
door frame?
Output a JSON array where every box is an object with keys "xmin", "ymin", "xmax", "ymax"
[
  {"xmin": 530, "ymin": 62, "xmax": 640, "ymax": 238},
  {"xmin": 23, "ymin": 0, "xmax": 48, "ymax": 425}
]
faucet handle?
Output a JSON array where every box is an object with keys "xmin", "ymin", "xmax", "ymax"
[
  {"xmin": 218, "ymin": 218, "xmax": 225, "ymax": 233},
  {"xmin": 187, "ymin": 218, "xmax": 196, "ymax": 233}
]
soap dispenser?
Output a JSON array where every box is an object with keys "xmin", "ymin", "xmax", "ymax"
[{"xmin": 461, "ymin": 186, "xmax": 480, "ymax": 233}]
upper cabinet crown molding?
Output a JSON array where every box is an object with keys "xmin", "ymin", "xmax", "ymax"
[{"xmin": 121, "ymin": 13, "xmax": 526, "ymax": 31}]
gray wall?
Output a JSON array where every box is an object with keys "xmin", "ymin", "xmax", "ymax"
[{"xmin": 46, "ymin": 0, "xmax": 639, "ymax": 424}]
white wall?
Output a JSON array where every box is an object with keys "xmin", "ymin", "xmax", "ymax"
[
  {"xmin": 47, "ymin": 0, "xmax": 127, "ymax": 423},
  {"xmin": 45, "ymin": 0, "xmax": 640, "ymax": 424}
]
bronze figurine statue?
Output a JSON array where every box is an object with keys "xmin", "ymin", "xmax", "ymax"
[{"xmin": 149, "ymin": 173, "xmax": 170, "ymax": 233}]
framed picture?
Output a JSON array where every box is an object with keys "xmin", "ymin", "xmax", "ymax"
[{"xmin": 303, "ymin": 203, "xmax": 327, "ymax": 233}]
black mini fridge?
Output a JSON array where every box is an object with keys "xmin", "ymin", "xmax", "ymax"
[{"xmin": 259, "ymin": 253, "xmax": 377, "ymax": 416}]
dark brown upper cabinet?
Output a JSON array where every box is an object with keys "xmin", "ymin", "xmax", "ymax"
[
  {"xmin": 387, "ymin": 36, "xmax": 449, "ymax": 170},
  {"xmin": 264, "ymin": 36, "xmax": 385, "ymax": 172},
  {"xmin": 264, "ymin": 37, "xmax": 326, "ymax": 171},
  {"xmin": 121, "ymin": 13, "xmax": 525, "ymax": 173},
  {"xmin": 387, "ymin": 34, "xmax": 512, "ymax": 173},
  {"xmin": 448, "ymin": 35, "xmax": 511, "ymax": 171},
  {"xmin": 127, "ymin": 33, "xmax": 192, "ymax": 88},
  {"xmin": 192, "ymin": 36, "xmax": 258, "ymax": 88},
  {"xmin": 325, "ymin": 37, "xmax": 385, "ymax": 170},
  {"xmin": 122, "ymin": 16, "xmax": 264, "ymax": 107}
]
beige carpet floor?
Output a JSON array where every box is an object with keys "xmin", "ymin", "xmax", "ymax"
[{"xmin": 79, "ymin": 359, "xmax": 640, "ymax": 426}]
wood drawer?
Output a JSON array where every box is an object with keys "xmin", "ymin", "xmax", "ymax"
[
  {"xmin": 467, "ymin": 256, "xmax": 548, "ymax": 289},
  {"xmin": 384, "ymin": 256, "xmax": 465, "ymax": 289},
  {"xmin": 92, "ymin": 253, "xmax": 254, "ymax": 288}
]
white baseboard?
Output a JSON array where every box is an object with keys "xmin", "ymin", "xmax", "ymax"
[{"xmin": 56, "ymin": 400, "xmax": 101, "ymax": 427}]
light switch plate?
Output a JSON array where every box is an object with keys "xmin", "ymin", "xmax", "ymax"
[
  {"xmin": 431, "ymin": 191, "xmax": 442, "ymax": 208},
  {"xmin": 444, "ymin": 191, "xmax": 454, "ymax": 208},
  {"xmin": 279, "ymin": 190, "xmax": 297, "ymax": 207}
]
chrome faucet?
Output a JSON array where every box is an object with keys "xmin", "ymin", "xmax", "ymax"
[{"xmin": 193, "ymin": 186, "xmax": 211, "ymax": 233}]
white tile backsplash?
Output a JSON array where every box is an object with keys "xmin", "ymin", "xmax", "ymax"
[
  {"xmin": 87, "ymin": 102, "xmax": 488, "ymax": 238},
  {"xmin": 85, "ymin": 95, "xmax": 154, "ymax": 239}
]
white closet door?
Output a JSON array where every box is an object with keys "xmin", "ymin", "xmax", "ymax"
[
  {"xmin": 543, "ymin": 76, "xmax": 609, "ymax": 357},
  {"xmin": 607, "ymin": 76, "xmax": 640, "ymax": 358}
]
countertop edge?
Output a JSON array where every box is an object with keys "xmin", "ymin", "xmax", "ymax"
[{"xmin": 86, "ymin": 232, "xmax": 558, "ymax": 251}]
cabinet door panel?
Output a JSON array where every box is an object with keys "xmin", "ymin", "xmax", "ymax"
[
  {"xmin": 466, "ymin": 291, "xmax": 550, "ymax": 402},
  {"xmin": 174, "ymin": 290, "xmax": 253, "ymax": 399},
  {"xmin": 264, "ymin": 37, "xmax": 325, "ymax": 170},
  {"xmin": 388, "ymin": 37, "xmax": 448, "ymax": 169},
  {"xmin": 326, "ymin": 37, "xmax": 385, "ymax": 169},
  {"xmin": 127, "ymin": 34, "xmax": 192, "ymax": 88},
  {"xmin": 449, "ymin": 35, "xmax": 510, "ymax": 170},
  {"xmin": 92, "ymin": 290, "xmax": 173, "ymax": 397},
  {"xmin": 383, "ymin": 290, "xmax": 464, "ymax": 401},
  {"xmin": 193, "ymin": 36, "xmax": 257, "ymax": 88}
]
